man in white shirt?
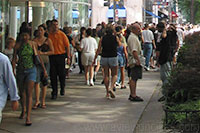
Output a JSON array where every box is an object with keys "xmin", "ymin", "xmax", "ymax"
[
  {"xmin": 142, "ymin": 23, "xmax": 156, "ymax": 71},
  {"xmin": 127, "ymin": 23, "xmax": 144, "ymax": 102},
  {"xmin": 0, "ymin": 52, "xmax": 19, "ymax": 123}
]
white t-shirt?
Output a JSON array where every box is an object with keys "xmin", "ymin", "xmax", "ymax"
[
  {"xmin": 80, "ymin": 36, "xmax": 98, "ymax": 53},
  {"xmin": 142, "ymin": 30, "xmax": 154, "ymax": 43}
]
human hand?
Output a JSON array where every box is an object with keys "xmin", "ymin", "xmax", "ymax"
[{"xmin": 11, "ymin": 101, "xmax": 19, "ymax": 111}]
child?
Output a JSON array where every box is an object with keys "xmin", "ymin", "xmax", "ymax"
[{"xmin": 3, "ymin": 37, "xmax": 15, "ymax": 61}]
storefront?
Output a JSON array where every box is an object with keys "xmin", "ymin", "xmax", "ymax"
[{"xmin": 0, "ymin": 0, "xmax": 90, "ymax": 51}]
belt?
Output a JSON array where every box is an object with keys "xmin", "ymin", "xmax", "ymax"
[{"xmin": 144, "ymin": 42, "xmax": 152, "ymax": 44}]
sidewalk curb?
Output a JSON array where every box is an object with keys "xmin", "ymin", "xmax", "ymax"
[{"xmin": 133, "ymin": 81, "xmax": 161, "ymax": 133}]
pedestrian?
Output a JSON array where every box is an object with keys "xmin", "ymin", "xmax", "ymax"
[
  {"xmin": 0, "ymin": 52, "xmax": 19, "ymax": 123},
  {"xmin": 127, "ymin": 23, "xmax": 144, "ymax": 102},
  {"xmin": 75, "ymin": 27, "xmax": 86, "ymax": 74},
  {"xmin": 156, "ymin": 22, "xmax": 178, "ymax": 102},
  {"xmin": 33, "ymin": 24, "xmax": 54, "ymax": 109},
  {"xmin": 94, "ymin": 25, "xmax": 120, "ymax": 99},
  {"xmin": 48, "ymin": 19, "xmax": 70, "ymax": 99},
  {"xmin": 115, "ymin": 26, "xmax": 128, "ymax": 89},
  {"xmin": 12, "ymin": 28, "xmax": 48, "ymax": 126},
  {"xmin": 142, "ymin": 23, "xmax": 156, "ymax": 71},
  {"xmin": 78, "ymin": 28, "xmax": 98, "ymax": 86},
  {"xmin": 92, "ymin": 28, "xmax": 101, "ymax": 82},
  {"xmin": 63, "ymin": 26, "xmax": 76, "ymax": 78},
  {"xmin": 3, "ymin": 37, "xmax": 15, "ymax": 61}
]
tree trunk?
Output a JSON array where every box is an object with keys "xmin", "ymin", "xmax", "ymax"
[{"xmin": 190, "ymin": 0, "xmax": 195, "ymax": 24}]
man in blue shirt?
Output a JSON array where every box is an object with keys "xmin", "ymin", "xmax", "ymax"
[{"xmin": 0, "ymin": 52, "xmax": 19, "ymax": 123}]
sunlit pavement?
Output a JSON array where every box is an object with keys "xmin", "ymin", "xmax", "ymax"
[{"xmin": 0, "ymin": 67, "xmax": 160, "ymax": 133}]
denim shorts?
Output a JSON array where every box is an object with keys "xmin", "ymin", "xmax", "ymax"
[
  {"xmin": 100, "ymin": 57, "xmax": 118, "ymax": 67},
  {"xmin": 118, "ymin": 55, "xmax": 125, "ymax": 67},
  {"xmin": 16, "ymin": 66, "xmax": 37, "ymax": 83}
]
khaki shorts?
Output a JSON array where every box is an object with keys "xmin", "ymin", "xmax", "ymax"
[{"xmin": 81, "ymin": 52, "xmax": 96, "ymax": 66}]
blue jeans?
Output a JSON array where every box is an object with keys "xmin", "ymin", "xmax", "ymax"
[
  {"xmin": 143, "ymin": 43, "xmax": 153, "ymax": 67},
  {"xmin": 160, "ymin": 62, "xmax": 172, "ymax": 94}
]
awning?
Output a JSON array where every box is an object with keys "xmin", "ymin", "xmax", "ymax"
[
  {"xmin": 107, "ymin": 4, "xmax": 126, "ymax": 18},
  {"xmin": 143, "ymin": 9, "xmax": 161, "ymax": 19},
  {"xmin": 158, "ymin": 11, "xmax": 168, "ymax": 19},
  {"xmin": 171, "ymin": 11, "xmax": 178, "ymax": 18},
  {"xmin": 72, "ymin": 9, "xmax": 79, "ymax": 19}
]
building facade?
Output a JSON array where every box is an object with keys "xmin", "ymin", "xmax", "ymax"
[
  {"xmin": 0, "ymin": 0, "xmax": 90, "ymax": 51},
  {"xmin": 91, "ymin": 0, "xmax": 143, "ymax": 28}
]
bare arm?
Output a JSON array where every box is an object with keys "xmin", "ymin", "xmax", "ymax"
[{"xmin": 132, "ymin": 50, "xmax": 140, "ymax": 66}]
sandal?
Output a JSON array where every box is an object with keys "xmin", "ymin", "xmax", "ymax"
[
  {"xmin": 25, "ymin": 119, "xmax": 32, "ymax": 126},
  {"xmin": 41, "ymin": 104, "xmax": 46, "ymax": 109},
  {"xmin": 19, "ymin": 111, "xmax": 26, "ymax": 119},
  {"xmin": 32, "ymin": 103, "xmax": 40, "ymax": 109},
  {"xmin": 108, "ymin": 90, "xmax": 115, "ymax": 98}
]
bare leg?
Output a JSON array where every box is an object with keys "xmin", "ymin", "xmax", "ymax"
[
  {"xmin": 89, "ymin": 65, "xmax": 94, "ymax": 85},
  {"xmin": 84, "ymin": 66, "xmax": 89, "ymax": 83},
  {"xmin": 103, "ymin": 66, "xmax": 109, "ymax": 97},
  {"xmin": 33, "ymin": 83, "xmax": 40, "ymax": 108},
  {"xmin": 110, "ymin": 66, "xmax": 118, "ymax": 91},
  {"xmin": 129, "ymin": 79, "xmax": 137, "ymax": 97},
  {"xmin": 25, "ymin": 80, "xmax": 35, "ymax": 124},
  {"xmin": 41, "ymin": 85, "xmax": 47, "ymax": 108},
  {"xmin": 120, "ymin": 67, "xmax": 125, "ymax": 87}
]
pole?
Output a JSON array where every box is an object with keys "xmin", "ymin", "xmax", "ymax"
[
  {"xmin": 25, "ymin": 0, "xmax": 29, "ymax": 23},
  {"xmin": 113, "ymin": 0, "xmax": 116, "ymax": 23}
]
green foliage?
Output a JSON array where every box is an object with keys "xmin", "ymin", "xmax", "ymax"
[
  {"xmin": 163, "ymin": 32, "xmax": 200, "ymax": 130},
  {"xmin": 177, "ymin": 0, "xmax": 200, "ymax": 24},
  {"xmin": 165, "ymin": 100, "xmax": 200, "ymax": 126}
]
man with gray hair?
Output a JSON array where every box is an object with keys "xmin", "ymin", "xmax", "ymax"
[{"xmin": 127, "ymin": 23, "xmax": 144, "ymax": 102}]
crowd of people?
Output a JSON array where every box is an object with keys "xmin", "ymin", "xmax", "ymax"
[{"xmin": 1, "ymin": 18, "xmax": 199, "ymax": 126}]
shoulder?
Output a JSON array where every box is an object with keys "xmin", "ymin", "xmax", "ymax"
[{"xmin": 0, "ymin": 52, "xmax": 9, "ymax": 63}]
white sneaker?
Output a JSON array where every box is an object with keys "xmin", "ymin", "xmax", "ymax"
[
  {"xmin": 90, "ymin": 80, "xmax": 94, "ymax": 86},
  {"xmin": 85, "ymin": 80, "xmax": 90, "ymax": 85}
]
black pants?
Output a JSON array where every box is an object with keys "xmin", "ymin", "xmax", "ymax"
[
  {"xmin": 78, "ymin": 51, "xmax": 84, "ymax": 72},
  {"xmin": 49, "ymin": 54, "xmax": 66, "ymax": 96}
]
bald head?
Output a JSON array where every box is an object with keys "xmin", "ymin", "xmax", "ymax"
[{"xmin": 130, "ymin": 23, "xmax": 141, "ymax": 35}]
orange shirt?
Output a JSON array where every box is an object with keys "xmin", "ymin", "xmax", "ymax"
[{"xmin": 48, "ymin": 30, "xmax": 69, "ymax": 55}]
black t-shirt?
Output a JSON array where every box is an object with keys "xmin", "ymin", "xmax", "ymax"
[
  {"xmin": 67, "ymin": 35, "xmax": 73, "ymax": 44},
  {"xmin": 101, "ymin": 34, "xmax": 118, "ymax": 57},
  {"xmin": 157, "ymin": 30, "xmax": 177, "ymax": 65}
]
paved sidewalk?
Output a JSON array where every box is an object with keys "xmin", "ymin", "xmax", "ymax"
[{"xmin": 0, "ymin": 69, "xmax": 160, "ymax": 133}]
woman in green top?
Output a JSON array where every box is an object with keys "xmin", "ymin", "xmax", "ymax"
[{"xmin": 12, "ymin": 28, "xmax": 47, "ymax": 126}]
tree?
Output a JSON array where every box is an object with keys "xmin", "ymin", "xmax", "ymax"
[{"xmin": 177, "ymin": 0, "xmax": 200, "ymax": 24}]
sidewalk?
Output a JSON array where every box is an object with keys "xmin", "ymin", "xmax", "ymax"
[{"xmin": 0, "ymin": 69, "xmax": 160, "ymax": 133}]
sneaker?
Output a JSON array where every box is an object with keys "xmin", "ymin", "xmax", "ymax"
[
  {"xmin": 113, "ymin": 87, "xmax": 116, "ymax": 91},
  {"xmin": 129, "ymin": 95, "xmax": 143, "ymax": 102},
  {"xmin": 90, "ymin": 80, "xmax": 94, "ymax": 86},
  {"xmin": 115, "ymin": 82, "xmax": 120, "ymax": 86},
  {"xmin": 85, "ymin": 80, "xmax": 90, "ymax": 85},
  {"xmin": 144, "ymin": 66, "xmax": 150, "ymax": 71},
  {"xmin": 158, "ymin": 96, "xmax": 165, "ymax": 102}
]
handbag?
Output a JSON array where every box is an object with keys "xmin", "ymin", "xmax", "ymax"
[
  {"xmin": 33, "ymin": 55, "xmax": 41, "ymax": 66},
  {"xmin": 128, "ymin": 53, "xmax": 145, "ymax": 68}
]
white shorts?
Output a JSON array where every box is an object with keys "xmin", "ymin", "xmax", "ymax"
[{"xmin": 81, "ymin": 52, "xmax": 96, "ymax": 66}]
